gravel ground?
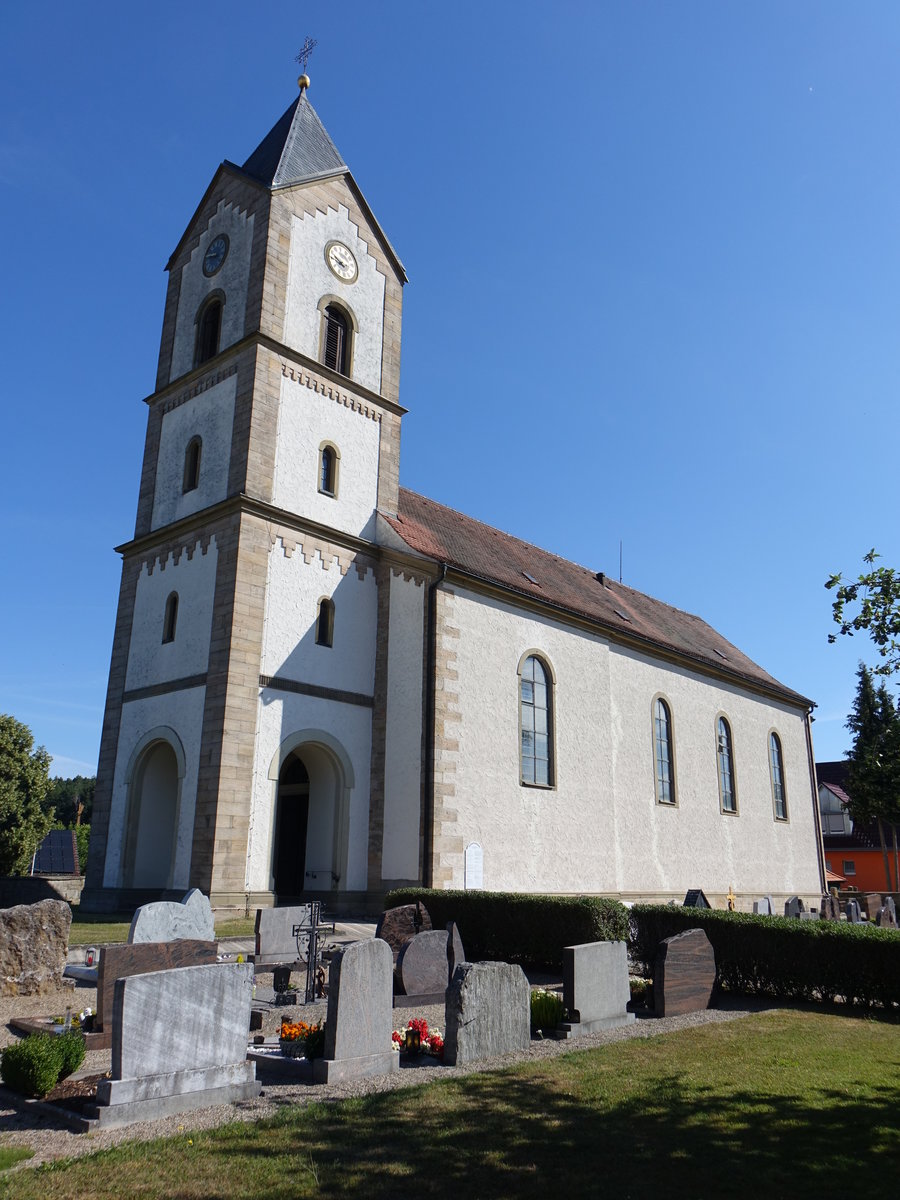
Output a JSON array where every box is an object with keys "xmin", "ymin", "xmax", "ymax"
[{"xmin": 0, "ymin": 978, "xmax": 777, "ymax": 1171}]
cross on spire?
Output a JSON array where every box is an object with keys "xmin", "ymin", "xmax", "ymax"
[{"xmin": 295, "ymin": 37, "xmax": 317, "ymax": 74}]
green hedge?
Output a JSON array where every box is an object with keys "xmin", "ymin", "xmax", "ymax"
[
  {"xmin": 0, "ymin": 1031, "xmax": 85, "ymax": 1098},
  {"xmin": 631, "ymin": 905, "xmax": 900, "ymax": 1009},
  {"xmin": 384, "ymin": 889, "xmax": 629, "ymax": 970}
]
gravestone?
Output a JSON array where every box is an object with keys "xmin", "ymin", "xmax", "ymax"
[
  {"xmin": 682, "ymin": 889, "xmax": 712, "ymax": 909},
  {"xmin": 653, "ymin": 928, "xmax": 715, "ymax": 1017},
  {"xmin": 94, "ymin": 940, "xmax": 219, "ymax": 1047},
  {"xmin": 885, "ymin": 896, "xmax": 897, "ymax": 922},
  {"xmin": 444, "ymin": 961, "xmax": 530, "ymax": 1066},
  {"xmin": 0, "ymin": 899, "xmax": 71, "ymax": 997},
  {"xmin": 129, "ymin": 888, "xmax": 215, "ymax": 944},
  {"xmin": 752, "ymin": 896, "xmax": 774, "ymax": 916},
  {"xmin": 820, "ymin": 894, "xmax": 841, "ymax": 920},
  {"xmin": 845, "ymin": 899, "xmax": 863, "ymax": 923},
  {"xmin": 784, "ymin": 897, "xmax": 805, "ymax": 919},
  {"xmin": 87, "ymin": 962, "xmax": 259, "ymax": 1129},
  {"xmin": 254, "ymin": 905, "xmax": 312, "ymax": 968},
  {"xmin": 877, "ymin": 903, "xmax": 898, "ymax": 929},
  {"xmin": 397, "ymin": 929, "xmax": 451, "ymax": 997},
  {"xmin": 864, "ymin": 893, "xmax": 883, "ymax": 922},
  {"xmin": 559, "ymin": 940, "xmax": 634, "ymax": 1037},
  {"xmin": 313, "ymin": 939, "xmax": 398, "ymax": 1084},
  {"xmin": 464, "ymin": 842, "xmax": 484, "ymax": 890},
  {"xmin": 374, "ymin": 903, "xmax": 432, "ymax": 957},
  {"xmin": 448, "ymin": 922, "xmax": 465, "ymax": 978}
]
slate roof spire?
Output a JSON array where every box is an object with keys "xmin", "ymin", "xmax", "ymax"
[{"xmin": 241, "ymin": 89, "xmax": 346, "ymax": 188}]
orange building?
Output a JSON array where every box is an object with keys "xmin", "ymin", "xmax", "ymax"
[{"xmin": 817, "ymin": 761, "xmax": 899, "ymax": 894}]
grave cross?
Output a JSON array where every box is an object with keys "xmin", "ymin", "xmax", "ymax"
[
  {"xmin": 293, "ymin": 902, "xmax": 335, "ymax": 1004},
  {"xmin": 726, "ymin": 886, "xmax": 736, "ymax": 911}
]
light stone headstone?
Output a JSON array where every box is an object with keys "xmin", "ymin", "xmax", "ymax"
[
  {"xmin": 559, "ymin": 940, "xmax": 635, "ymax": 1037},
  {"xmin": 93, "ymin": 962, "xmax": 259, "ymax": 1128},
  {"xmin": 864, "ymin": 893, "xmax": 883, "ymax": 922},
  {"xmin": 784, "ymin": 896, "xmax": 805, "ymax": 919},
  {"xmin": 254, "ymin": 904, "xmax": 312, "ymax": 967},
  {"xmin": 397, "ymin": 929, "xmax": 451, "ymax": 996},
  {"xmin": 128, "ymin": 888, "xmax": 215, "ymax": 944},
  {"xmin": 444, "ymin": 961, "xmax": 530, "ymax": 1066},
  {"xmin": 752, "ymin": 896, "xmax": 773, "ymax": 916},
  {"xmin": 0, "ymin": 899, "xmax": 71, "ymax": 997},
  {"xmin": 464, "ymin": 842, "xmax": 484, "ymax": 890},
  {"xmin": 877, "ymin": 904, "xmax": 898, "ymax": 929},
  {"xmin": 313, "ymin": 938, "xmax": 398, "ymax": 1084},
  {"xmin": 845, "ymin": 899, "xmax": 862, "ymax": 923}
]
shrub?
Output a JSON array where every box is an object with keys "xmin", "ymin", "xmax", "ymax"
[
  {"xmin": 1, "ymin": 1035, "xmax": 64, "ymax": 1098},
  {"xmin": 56, "ymin": 1030, "xmax": 86, "ymax": 1079},
  {"xmin": 384, "ymin": 888, "xmax": 629, "ymax": 970},
  {"xmin": 530, "ymin": 988, "xmax": 565, "ymax": 1034},
  {"xmin": 630, "ymin": 905, "xmax": 900, "ymax": 1010}
]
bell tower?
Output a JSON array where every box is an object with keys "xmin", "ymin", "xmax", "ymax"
[{"xmin": 83, "ymin": 78, "xmax": 408, "ymax": 913}]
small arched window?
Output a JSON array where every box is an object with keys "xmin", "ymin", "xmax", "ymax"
[
  {"xmin": 195, "ymin": 296, "xmax": 222, "ymax": 366},
  {"xmin": 716, "ymin": 716, "xmax": 737, "ymax": 813},
  {"xmin": 183, "ymin": 436, "xmax": 202, "ymax": 493},
  {"xmin": 653, "ymin": 697, "xmax": 676, "ymax": 805},
  {"xmin": 769, "ymin": 732, "xmax": 788, "ymax": 821},
  {"xmin": 319, "ymin": 444, "xmax": 338, "ymax": 497},
  {"xmin": 162, "ymin": 592, "xmax": 179, "ymax": 644},
  {"xmin": 316, "ymin": 597, "xmax": 334, "ymax": 648},
  {"xmin": 322, "ymin": 305, "xmax": 349, "ymax": 374},
  {"xmin": 520, "ymin": 655, "xmax": 552, "ymax": 786}
]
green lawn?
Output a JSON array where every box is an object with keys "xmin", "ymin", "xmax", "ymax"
[
  {"xmin": 66, "ymin": 915, "xmax": 256, "ymax": 946},
  {"xmin": 2, "ymin": 1010, "xmax": 898, "ymax": 1198}
]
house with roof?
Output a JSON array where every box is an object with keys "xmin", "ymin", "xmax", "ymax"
[
  {"xmin": 817, "ymin": 760, "xmax": 896, "ymax": 892},
  {"xmin": 82, "ymin": 84, "xmax": 825, "ymax": 915}
]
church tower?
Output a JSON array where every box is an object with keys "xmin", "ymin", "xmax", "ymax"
[{"xmin": 83, "ymin": 82, "xmax": 412, "ymax": 913}]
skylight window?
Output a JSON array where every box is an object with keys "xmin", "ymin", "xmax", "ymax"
[
  {"xmin": 714, "ymin": 649, "xmax": 728, "ymax": 660},
  {"xmin": 614, "ymin": 608, "xmax": 631, "ymax": 623},
  {"xmin": 522, "ymin": 571, "xmax": 539, "ymax": 585}
]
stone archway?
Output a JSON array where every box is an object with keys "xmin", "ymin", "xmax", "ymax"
[{"xmin": 121, "ymin": 733, "xmax": 184, "ymax": 889}]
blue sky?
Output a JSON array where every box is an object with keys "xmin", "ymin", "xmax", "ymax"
[{"xmin": 1, "ymin": 2, "xmax": 898, "ymax": 776}]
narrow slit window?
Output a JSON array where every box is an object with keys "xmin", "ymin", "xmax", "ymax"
[
  {"xmin": 716, "ymin": 716, "xmax": 737, "ymax": 813},
  {"xmin": 316, "ymin": 597, "xmax": 334, "ymax": 648},
  {"xmin": 520, "ymin": 655, "xmax": 552, "ymax": 786},
  {"xmin": 320, "ymin": 445, "xmax": 337, "ymax": 496},
  {"xmin": 322, "ymin": 305, "xmax": 349, "ymax": 374},
  {"xmin": 162, "ymin": 592, "xmax": 178, "ymax": 644},
  {"xmin": 653, "ymin": 697, "xmax": 676, "ymax": 805},
  {"xmin": 769, "ymin": 732, "xmax": 788, "ymax": 820},
  {"xmin": 183, "ymin": 436, "xmax": 202, "ymax": 493},
  {"xmin": 195, "ymin": 297, "xmax": 222, "ymax": 366}
]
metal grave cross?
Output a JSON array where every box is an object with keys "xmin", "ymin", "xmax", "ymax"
[{"xmin": 293, "ymin": 901, "xmax": 335, "ymax": 1004}]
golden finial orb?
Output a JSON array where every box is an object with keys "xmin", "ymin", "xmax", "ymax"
[{"xmin": 297, "ymin": 74, "xmax": 311, "ymax": 92}]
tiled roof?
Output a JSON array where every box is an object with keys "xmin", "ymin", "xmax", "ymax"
[
  {"xmin": 820, "ymin": 780, "xmax": 852, "ymax": 808},
  {"xmin": 384, "ymin": 488, "xmax": 811, "ymax": 706},
  {"xmin": 241, "ymin": 95, "xmax": 345, "ymax": 188}
]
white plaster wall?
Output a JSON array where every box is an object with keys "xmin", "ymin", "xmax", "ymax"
[
  {"xmin": 246, "ymin": 691, "xmax": 373, "ymax": 893},
  {"xmin": 260, "ymin": 541, "xmax": 377, "ymax": 695},
  {"xmin": 445, "ymin": 587, "xmax": 821, "ymax": 901},
  {"xmin": 284, "ymin": 205, "xmax": 385, "ymax": 394},
  {"xmin": 102, "ymin": 686, "xmax": 206, "ymax": 889},
  {"xmin": 382, "ymin": 572, "xmax": 426, "ymax": 881},
  {"xmin": 609, "ymin": 646, "xmax": 821, "ymax": 899},
  {"xmin": 151, "ymin": 376, "xmax": 236, "ymax": 530},
  {"xmin": 170, "ymin": 201, "xmax": 254, "ymax": 381},
  {"xmin": 271, "ymin": 374, "xmax": 380, "ymax": 538},
  {"xmin": 125, "ymin": 538, "xmax": 218, "ymax": 690}
]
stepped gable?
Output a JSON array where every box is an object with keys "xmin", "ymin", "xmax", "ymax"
[{"xmin": 385, "ymin": 488, "xmax": 810, "ymax": 706}]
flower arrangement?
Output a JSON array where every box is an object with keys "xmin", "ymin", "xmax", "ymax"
[
  {"xmin": 391, "ymin": 1018, "xmax": 444, "ymax": 1060},
  {"xmin": 279, "ymin": 1019, "xmax": 325, "ymax": 1059},
  {"xmin": 51, "ymin": 1007, "xmax": 94, "ymax": 1033}
]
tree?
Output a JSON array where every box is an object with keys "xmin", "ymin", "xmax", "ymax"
[
  {"xmin": 0, "ymin": 715, "xmax": 53, "ymax": 876},
  {"xmin": 826, "ymin": 550, "xmax": 900, "ymax": 676},
  {"xmin": 844, "ymin": 665, "xmax": 900, "ymax": 891},
  {"xmin": 44, "ymin": 775, "xmax": 95, "ymax": 828}
]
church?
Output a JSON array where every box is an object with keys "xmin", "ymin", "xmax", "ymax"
[{"xmin": 82, "ymin": 82, "xmax": 826, "ymax": 915}]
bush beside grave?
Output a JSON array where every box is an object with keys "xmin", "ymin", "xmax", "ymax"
[
  {"xmin": 0, "ymin": 1030, "xmax": 86, "ymax": 1098},
  {"xmin": 383, "ymin": 889, "xmax": 629, "ymax": 970},
  {"xmin": 630, "ymin": 905, "xmax": 900, "ymax": 1009}
]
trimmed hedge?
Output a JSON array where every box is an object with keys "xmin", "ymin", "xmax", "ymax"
[
  {"xmin": 384, "ymin": 888, "xmax": 629, "ymax": 970},
  {"xmin": 631, "ymin": 905, "xmax": 900, "ymax": 1010},
  {"xmin": 0, "ymin": 1031, "xmax": 85, "ymax": 1098}
]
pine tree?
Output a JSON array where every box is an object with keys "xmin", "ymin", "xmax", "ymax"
[{"xmin": 845, "ymin": 664, "xmax": 900, "ymax": 890}]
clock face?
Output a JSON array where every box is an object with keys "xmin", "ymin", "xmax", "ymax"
[
  {"xmin": 325, "ymin": 240, "xmax": 358, "ymax": 283},
  {"xmin": 203, "ymin": 234, "xmax": 229, "ymax": 277}
]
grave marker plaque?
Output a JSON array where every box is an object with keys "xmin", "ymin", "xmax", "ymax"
[
  {"xmin": 653, "ymin": 928, "xmax": 715, "ymax": 1017},
  {"xmin": 313, "ymin": 939, "xmax": 398, "ymax": 1084}
]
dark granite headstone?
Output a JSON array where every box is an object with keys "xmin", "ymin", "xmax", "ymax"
[
  {"xmin": 820, "ymin": 894, "xmax": 841, "ymax": 920},
  {"xmin": 397, "ymin": 929, "xmax": 450, "ymax": 996},
  {"xmin": 845, "ymin": 899, "xmax": 863, "ymax": 923},
  {"xmin": 784, "ymin": 896, "xmax": 805, "ymax": 918},
  {"xmin": 864, "ymin": 893, "xmax": 883, "ymax": 922},
  {"xmin": 374, "ymin": 903, "xmax": 432, "ymax": 957},
  {"xmin": 682, "ymin": 890, "xmax": 712, "ymax": 909},
  {"xmin": 96, "ymin": 940, "xmax": 219, "ymax": 1046},
  {"xmin": 653, "ymin": 928, "xmax": 715, "ymax": 1017}
]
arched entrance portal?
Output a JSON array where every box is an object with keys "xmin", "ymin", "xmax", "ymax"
[
  {"xmin": 122, "ymin": 738, "xmax": 181, "ymax": 889},
  {"xmin": 269, "ymin": 733, "xmax": 353, "ymax": 900}
]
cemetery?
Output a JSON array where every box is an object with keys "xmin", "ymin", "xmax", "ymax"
[{"xmin": 0, "ymin": 885, "xmax": 897, "ymax": 1179}]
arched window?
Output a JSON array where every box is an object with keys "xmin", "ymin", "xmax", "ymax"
[
  {"xmin": 322, "ymin": 304, "xmax": 349, "ymax": 374},
  {"xmin": 769, "ymin": 732, "xmax": 788, "ymax": 821},
  {"xmin": 316, "ymin": 597, "xmax": 334, "ymax": 648},
  {"xmin": 195, "ymin": 296, "xmax": 222, "ymax": 366},
  {"xmin": 183, "ymin": 436, "xmax": 202, "ymax": 493},
  {"xmin": 716, "ymin": 716, "xmax": 737, "ymax": 813},
  {"xmin": 653, "ymin": 696, "xmax": 676, "ymax": 805},
  {"xmin": 319, "ymin": 443, "xmax": 339, "ymax": 497},
  {"xmin": 520, "ymin": 655, "xmax": 553, "ymax": 786},
  {"xmin": 162, "ymin": 592, "xmax": 178, "ymax": 644}
]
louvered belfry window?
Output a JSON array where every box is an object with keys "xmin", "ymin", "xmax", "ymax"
[
  {"xmin": 323, "ymin": 305, "xmax": 348, "ymax": 374},
  {"xmin": 195, "ymin": 298, "xmax": 222, "ymax": 366}
]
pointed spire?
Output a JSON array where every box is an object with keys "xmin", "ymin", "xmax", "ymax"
[{"xmin": 241, "ymin": 91, "xmax": 346, "ymax": 189}]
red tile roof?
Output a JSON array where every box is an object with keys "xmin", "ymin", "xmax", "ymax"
[{"xmin": 384, "ymin": 488, "xmax": 812, "ymax": 707}]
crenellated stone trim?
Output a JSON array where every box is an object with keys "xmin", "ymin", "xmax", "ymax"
[
  {"xmin": 269, "ymin": 533, "xmax": 375, "ymax": 580},
  {"xmin": 158, "ymin": 363, "xmax": 240, "ymax": 416},
  {"xmin": 390, "ymin": 564, "xmax": 430, "ymax": 587},
  {"xmin": 430, "ymin": 589, "xmax": 463, "ymax": 888},
  {"xmin": 281, "ymin": 361, "xmax": 382, "ymax": 422},
  {"xmin": 142, "ymin": 535, "xmax": 215, "ymax": 577}
]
